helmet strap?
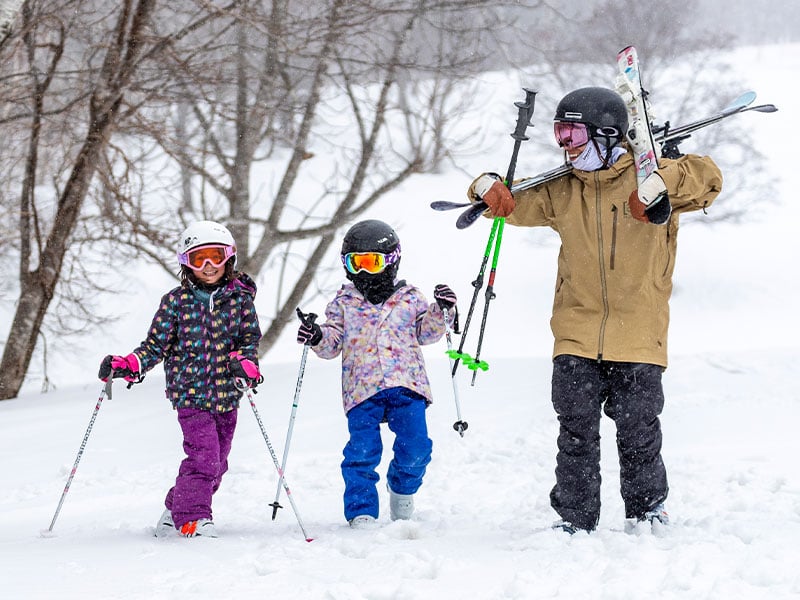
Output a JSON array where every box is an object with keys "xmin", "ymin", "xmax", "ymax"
[{"xmin": 590, "ymin": 139, "xmax": 612, "ymax": 169}]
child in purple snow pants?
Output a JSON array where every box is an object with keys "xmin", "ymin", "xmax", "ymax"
[
  {"xmin": 100, "ymin": 221, "xmax": 262, "ymax": 538},
  {"xmin": 165, "ymin": 408, "xmax": 238, "ymax": 527}
]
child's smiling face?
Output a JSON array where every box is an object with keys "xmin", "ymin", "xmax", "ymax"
[{"xmin": 192, "ymin": 263, "xmax": 225, "ymax": 285}]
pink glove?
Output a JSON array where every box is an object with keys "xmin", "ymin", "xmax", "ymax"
[
  {"xmin": 228, "ymin": 352, "xmax": 262, "ymax": 388},
  {"xmin": 98, "ymin": 354, "xmax": 141, "ymax": 383}
]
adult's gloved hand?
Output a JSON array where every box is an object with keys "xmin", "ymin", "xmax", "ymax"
[
  {"xmin": 472, "ymin": 173, "xmax": 515, "ymax": 217},
  {"xmin": 98, "ymin": 354, "xmax": 142, "ymax": 383},
  {"xmin": 296, "ymin": 309, "xmax": 322, "ymax": 346},
  {"xmin": 433, "ymin": 284, "xmax": 457, "ymax": 310},
  {"xmin": 629, "ymin": 172, "xmax": 671, "ymax": 224},
  {"xmin": 228, "ymin": 352, "xmax": 262, "ymax": 388}
]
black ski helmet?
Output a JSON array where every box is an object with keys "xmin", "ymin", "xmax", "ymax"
[
  {"xmin": 554, "ymin": 87, "xmax": 629, "ymax": 148},
  {"xmin": 341, "ymin": 220, "xmax": 402, "ymax": 303},
  {"xmin": 341, "ymin": 219, "xmax": 400, "ymax": 256}
]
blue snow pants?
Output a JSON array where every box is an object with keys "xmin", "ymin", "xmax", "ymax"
[{"xmin": 341, "ymin": 387, "xmax": 432, "ymax": 521}]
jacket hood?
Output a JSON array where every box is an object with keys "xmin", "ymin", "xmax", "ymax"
[{"xmin": 229, "ymin": 272, "xmax": 257, "ymax": 299}]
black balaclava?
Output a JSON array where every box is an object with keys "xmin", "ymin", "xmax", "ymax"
[{"xmin": 349, "ymin": 263, "xmax": 403, "ymax": 305}]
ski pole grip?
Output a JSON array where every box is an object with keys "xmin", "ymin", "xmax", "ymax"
[
  {"xmin": 295, "ymin": 307, "xmax": 318, "ymax": 327},
  {"xmin": 511, "ymin": 88, "xmax": 537, "ymax": 141}
]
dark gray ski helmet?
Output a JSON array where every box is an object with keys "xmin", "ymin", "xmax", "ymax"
[
  {"xmin": 341, "ymin": 220, "xmax": 400, "ymax": 255},
  {"xmin": 554, "ymin": 87, "xmax": 629, "ymax": 148}
]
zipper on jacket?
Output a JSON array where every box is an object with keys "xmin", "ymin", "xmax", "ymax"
[{"xmin": 595, "ymin": 173, "xmax": 609, "ymax": 360}]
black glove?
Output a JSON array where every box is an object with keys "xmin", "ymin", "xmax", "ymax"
[
  {"xmin": 296, "ymin": 308, "xmax": 322, "ymax": 346},
  {"xmin": 433, "ymin": 284, "xmax": 457, "ymax": 310}
]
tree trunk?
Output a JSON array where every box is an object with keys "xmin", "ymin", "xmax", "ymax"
[
  {"xmin": 0, "ymin": 123, "xmax": 112, "ymax": 400},
  {"xmin": 0, "ymin": 0, "xmax": 157, "ymax": 400}
]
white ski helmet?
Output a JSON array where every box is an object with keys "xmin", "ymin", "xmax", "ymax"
[{"xmin": 177, "ymin": 220, "xmax": 236, "ymax": 256}]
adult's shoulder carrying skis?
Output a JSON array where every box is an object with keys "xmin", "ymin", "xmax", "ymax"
[{"xmin": 438, "ymin": 91, "xmax": 775, "ymax": 229}]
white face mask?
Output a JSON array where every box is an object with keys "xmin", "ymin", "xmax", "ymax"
[{"xmin": 570, "ymin": 141, "xmax": 626, "ymax": 171}]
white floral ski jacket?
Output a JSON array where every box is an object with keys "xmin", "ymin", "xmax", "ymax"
[{"xmin": 312, "ymin": 282, "xmax": 450, "ymax": 414}]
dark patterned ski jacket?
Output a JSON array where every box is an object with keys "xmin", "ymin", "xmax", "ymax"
[{"xmin": 131, "ymin": 273, "xmax": 261, "ymax": 412}]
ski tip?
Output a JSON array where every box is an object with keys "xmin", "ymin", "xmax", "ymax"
[
  {"xmin": 725, "ymin": 91, "xmax": 757, "ymax": 111},
  {"xmin": 305, "ymin": 537, "xmax": 314, "ymax": 542}
]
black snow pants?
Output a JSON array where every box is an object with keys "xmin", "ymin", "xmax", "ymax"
[{"xmin": 549, "ymin": 354, "xmax": 668, "ymax": 530}]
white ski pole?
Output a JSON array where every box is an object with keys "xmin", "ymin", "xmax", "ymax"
[
  {"xmin": 245, "ymin": 387, "xmax": 313, "ymax": 542},
  {"xmin": 269, "ymin": 310, "xmax": 316, "ymax": 520},
  {"xmin": 44, "ymin": 379, "xmax": 113, "ymax": 535},
  {"xmin": 443, "ymin": 307, "xmax": 468, "ymax": 436}
]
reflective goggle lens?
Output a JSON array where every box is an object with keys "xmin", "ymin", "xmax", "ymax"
[
  {"xmin": 554, "ymin": 122, "xmax": 590, "ymax": 150},
  {"xmin": 179, "ymin": 244, "xmax": 236, "ymax": 270},
  {"xmin": 343, "ymin": 252, "xmax": 386, "ymax": 274}
]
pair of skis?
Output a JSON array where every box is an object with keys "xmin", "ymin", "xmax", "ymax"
[{"xmin": 433, "ymin": 48, "xmax": 777, "ymax": 229}]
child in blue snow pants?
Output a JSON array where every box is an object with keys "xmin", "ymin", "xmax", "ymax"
[
  {"xmin": 295, "ymin": 220, "xmax": 457, "ymax": 525},
  {"xmin": 342, "ymin": 387, "xmax": 432, "ymax": 521}
]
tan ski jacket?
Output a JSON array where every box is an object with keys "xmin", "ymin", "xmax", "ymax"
[{"xmin": 468, "ymin": 151, "xmax": 722, "ymax": 367}]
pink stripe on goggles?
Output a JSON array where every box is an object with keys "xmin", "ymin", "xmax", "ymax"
[
  {"xmin": 178, "ymin": 244, "xmax": 236, "ymax": 270},
  {"xmin": 554, "ymin": 121, "xmax": 590, "ymax": 150}
]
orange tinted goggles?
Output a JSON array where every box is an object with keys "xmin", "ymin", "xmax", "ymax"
[
  {"xmin": 178, "ymin": 244, "xmax": 236, "ymax": 270},
  {"xmin": 342, "ymin": 248, "xmax": 400, "ymax": 275}
]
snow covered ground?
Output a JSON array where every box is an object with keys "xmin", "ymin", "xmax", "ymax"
[{"xmin": 1, "ymin": 43, "xmax": 798, "ymax": 599}]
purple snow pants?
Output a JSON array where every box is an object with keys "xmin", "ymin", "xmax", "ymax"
[{"xmin": 164, "ymin": 407, "xmax": 238, "ymax": 528}]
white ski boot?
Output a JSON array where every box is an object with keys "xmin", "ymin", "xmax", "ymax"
[
  {"xmin": 154, "ymin": 509, "xmax": 175, "ymax": 538},
  {"xmin": 388, "ymin": 488, "xmax": 414, "ymax": 521}
]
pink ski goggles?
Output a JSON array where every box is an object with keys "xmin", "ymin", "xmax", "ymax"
[
  {"xmin": 178, "ymin": 244, "xmax": 236, "ymax": 270},
  {"xmin": 554, "ymin": 121, "xmax": 590, "ymax": 150}
]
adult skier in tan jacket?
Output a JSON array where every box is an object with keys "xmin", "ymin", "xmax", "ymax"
[{"xmin": 469, "ymin": 87, "xmax": 722, "ymax": 534}]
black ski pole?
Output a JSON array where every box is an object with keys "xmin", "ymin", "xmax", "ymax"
[
  {"xmin": 465, "ymin": 88, "xmax": 537, "ymax": 385},
  {"xmin": 44, "ymin": 378, "xmax": 114, "ymax": 535},
  {"xmin": 456, "ymin": 88, "xmax": 537, "ymax": 229},
  {"xmin": 469, "ymin": 218, "xmax": 504, "ymax": 385},
  {"xmin": 448, "ymin": 217, "xmax": 501, "ymax": 378},
  {"xmin": 270, "ymin": 309, "xmax": 316, "ymax": 520}
]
